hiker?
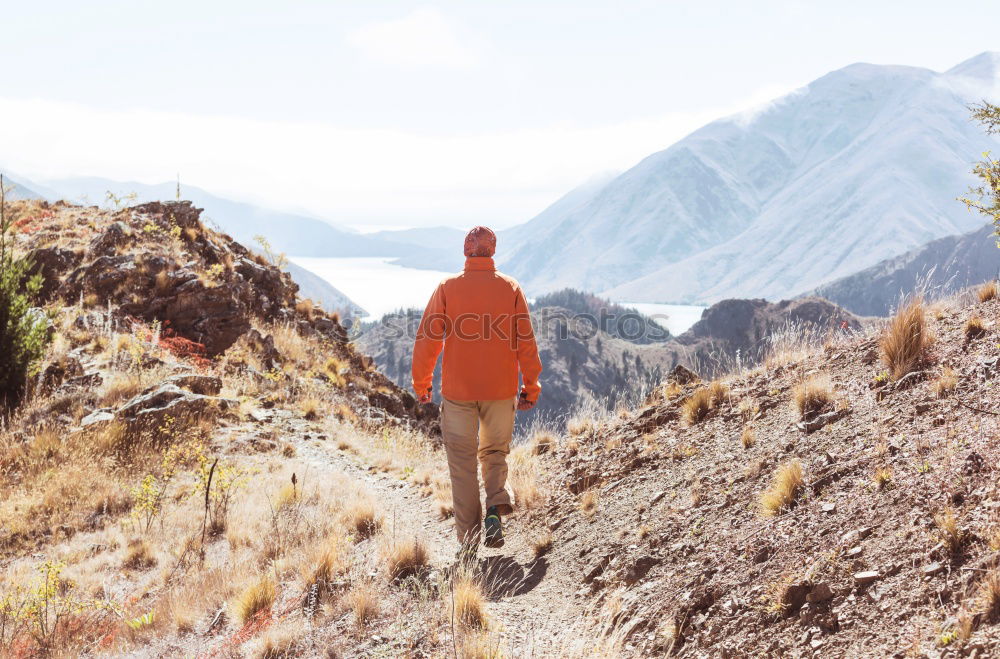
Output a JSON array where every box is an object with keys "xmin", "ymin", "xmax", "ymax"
[{"xmin": 411, "ymin": 226, "xmax": 542, "ymax": 561}]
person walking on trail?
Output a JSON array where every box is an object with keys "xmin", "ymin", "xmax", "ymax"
[{"xmin": 411, "ymin": 226, "xmax": 542, "ymax": 561}]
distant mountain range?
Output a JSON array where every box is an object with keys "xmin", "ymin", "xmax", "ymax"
[
  {"xmin": 32, "ymin": 177, "xmax": 411, "ymax": 260},
  {"xmin": 495, "ymin": 52, "xmax": 1000, "ymax": 305},
  {"xmin": 810, "ymin": 223, "xmax": 1000, "ymax": 316}
]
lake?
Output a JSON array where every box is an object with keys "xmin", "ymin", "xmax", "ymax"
[{"xmin": 291, "ymin": 257, "xmax": 706, "ymax": 335}]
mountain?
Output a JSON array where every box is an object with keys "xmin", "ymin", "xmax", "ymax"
[
  {"xmin": 497, "ymin": 53, "xmax": 1000, "ymax": 304},
  {"xmin": 355, "ymin": 294, "xmax": 859, "ymax": 423},
  {"xmin": 390, "ymin": 174, "xmax": 618, "ymax": 274},
  {"xmin": 285, "ymin": 260, "xmax": 366, "ymax": 318},
  {"xmin": 38, "ymin": 176, "xmax": 412, "ymax": 258},
  {"xmin": 0, "ymin": 173, "xmax": 47, "ymax": 200},
  {"xmin": 810, "ymin": 223, "xmax": 1000, "ymax": 316}
]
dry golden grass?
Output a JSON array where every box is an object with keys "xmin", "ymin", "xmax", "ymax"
[
  {"xmin": 299, "ymin": 398, "xmax": 322, "ymax": 421},
  {"xmin": 300, "ymin": 536, "xmax": 346, "ymax": 592},
  {"xmin": 101, "ymin": 372, "xmax": 146, "ymax": 407},
  {"xmin": 965, "ymin": 315, "xmax": 986, "ymax": 339},
  {"xmin": 934, "ymin": 507, "xmax": 966, "ymax": 558},
  {"xmin": 741, "ymin": 425, "xmax": 756, "ymax": 449},
  {"xmin": 873, "ymin": 466, "xmax": 892, "ymax": 490},
  {"xmin": 294, "ymin": 298, "xmax": 315, "ymax": 318},
  {"xmin": 979, "ymin": 280, "xmax": 998, "ymax": 303},
  {"xmin": 792, "ymin": 375, "xmax": 833, "ymax": 419},
  {"xmin": 566, "ymin": 416, "xmax": 593, "ymax": 437},
  {"xmin": 345, "ymin": 500, "xmax": 382, "ymax": 540},
  {"xmin": 234, "ymin": 577, "xmax": 276, "ymax": 624},
  {"xmin": 680, "ymin": 387, "xmax": 713, "ymax": 425},
  {"xmin": 347, "ymin": 582, "xmax": 380, "ymax": 628},
  {"xmin": 280, "ymin": 442, "xmax": 296, "ymax": 458},
  {"xmin": 122, "ymin": 538, "xmax": 157, "ymax": 570},
  {"xmin": 759, "ymin": 461, "xmax": 804, "ymax": 517},
  {"xmin": 529, "ymin": 430, "xmax": 557, "ymax": 455},
  {"xmin": 933, "ymin": 366, "xmax": 958, "ymax": 397},
  {"xmin": 457, "ymin": 632, "xmax": 503, "ymax": 659},
  {"xmin": 383, "ymin": 538, "xmax": 429, "ymax": 580},
  {"xmin": 531, "ymin": 531, "xmax": 554, "ymax": 557},
  {"xmin": 580, "ymin": 490, "xmax": 599, "ymax": 516},
  {"xmin": 509, "ymin": 445, "xmax": 545, "ymax": 510},
  {"xmin": 879, "ymin": 298, "xmax": 930, "ymax": 380},
  {"xmin": 978, "ymin": 570, "xmax": 1000, "ymax": 622},
  {"xmin": 454, "ymin": 575, "xmax": 488, "ymax": 629}
]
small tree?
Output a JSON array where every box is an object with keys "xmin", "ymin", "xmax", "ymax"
[
  {"xmin": 961, "ymin": 102, "xmax": 1000, "ymax": 245},
  {"xmin": 0, "ymin": 175, "xmax": 50, "ymax": 411}
]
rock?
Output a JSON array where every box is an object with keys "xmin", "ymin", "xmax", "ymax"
[
  {"xmin": 584, "ymin": 553, "xmax": 614, "ymax": 583},
  {"xmin": 668, "ymin": 364, "xmax": 699, "ymax": 385},
  {"xmin": 751, "ymin": 545, "xmax": 773, "ymax": 564},
  {"xmin": 922, "ymin": 562, "xmax": 944, "ymax": 577},
  {"xmin": 807, "ymin": 583, "xmax": 834, "ymax": 603},
  {"xmin": 25, "ymin": 247, "xmax": 81, "ymax": 300},
  {"xmin": 81, "ymin": 408, "xmax": 115, "ymax": 428},
  {"xmin": 821, "ymin": 502, "xmax": 836, "ymax": 513},
  {"xmin": 797, "ymin": 408, "xmax": 847, "ymax": 433},
  {"xmin": 165, "ymin": 373, "xmax": 223, "ymax": 396},
  {"xmin": 624, "ymin": 555, "xmax": 658, "ymax": 585},
  {"xmin": 38, "ymin": 356, "xmax": 83, "ymax": 393},
  {"xmin": 88, "ymin": 221, "xmax": 132, "ymax": 256},
  {"xmin": 116, "ymin": 383, "xmax": 235, "ymax": 427},
  {"xmin": 841, "ymin": 527, "xmax": 872, "ymax": 545},
  {"xmin": 845, "ymin": 546, "xmax": 863, "ymax": 559},
  {"xmin": 853, "ymin": 571, "xmax": 880, "ymax": 586}
]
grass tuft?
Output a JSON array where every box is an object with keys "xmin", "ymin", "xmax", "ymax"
[
  {"xmin": 235, "ymin": 577, "xmax": 276, "ymax": 625},
  {"xmin": 792, "ymin": 375, "xmax": 833, "ymax": 419},
  {"xmin": 933, "ymin": 366, "xmax": 958, "ymax": 397},
  {"xmin": 965, "ymin": 315, "xmax": 986, "ymax": 339},
  {"xmin": 383, "ymin": 538, "xmax": 429, "ymax": 580},
  {"xmin": 879, "ymin": 298, "xmax": 931, "ymax": 380},
  {"xmin": 978, "ymin": 280, "xmax": 998, "ymax": 303},
  {"xmin": 454, "ymin": 575, "xmax": 488, "ymax": 629},
  {"xmin": 759, "ymin": 461, "xmax": 804, "ymax": 517}
]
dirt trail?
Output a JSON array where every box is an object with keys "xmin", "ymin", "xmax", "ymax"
[{"xmin": 281, "ymin": 420, "xmax": 589, "ymax": 656}]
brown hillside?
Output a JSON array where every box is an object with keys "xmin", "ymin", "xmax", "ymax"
[{"xmin": 524, "ymin": 289, "xmax": 1000, "ymax": 656}]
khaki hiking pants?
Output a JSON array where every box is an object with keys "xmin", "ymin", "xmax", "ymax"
[{"xmin": 440, "ymin": 397, "xmax": 516, "ymax": 546}]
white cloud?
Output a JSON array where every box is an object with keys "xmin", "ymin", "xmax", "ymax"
[
  {"xmin": 348, "ymin": 7, "xmax": 479, "ymax": 71},
  {"xmin": 0, "ymin": 84, "xmax": 797, "ymax": 229}
]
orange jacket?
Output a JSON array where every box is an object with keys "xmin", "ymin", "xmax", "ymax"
[{"xmin": 412, "ymin": 257, "xmax": 542, "ymax": 402}]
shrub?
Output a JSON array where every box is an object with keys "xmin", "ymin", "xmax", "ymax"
[
  {"xmin": 759, "ymin": 461, "xmax": 804, "ymax": 517},
  {"xmin": 0, "ymin": 180, "xmax": 50, "ymax": 411},
  {"xmin": 879, "ymin": 299, "xmax": 931, "ymax": 380}
]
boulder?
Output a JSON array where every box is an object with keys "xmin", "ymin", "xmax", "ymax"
[
  {"xmin": 164, "ymin": 373, "xmax": 223, "ymax": 396},
  {"xmin": 88, "ymin": 221, "xmax": 132, "ymax": 257},
  {"xmin": 669, "ymin": 364, "xmax": 699, "ymax": 384},
  {"xmin": 25, "ymin": 247, "xmax": 81, "ymax": 300}
]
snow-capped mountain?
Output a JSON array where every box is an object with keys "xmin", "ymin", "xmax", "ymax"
[{"xmin": 498, "ymin": 52, "xmax": 1000, "ymax": 304}]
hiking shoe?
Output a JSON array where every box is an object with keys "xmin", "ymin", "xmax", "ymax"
[{"xmin": 483, "ymin": 506, "xmax": 504, "ymax": 548}]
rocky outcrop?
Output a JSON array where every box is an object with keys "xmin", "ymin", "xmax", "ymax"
[{"xmin": 82, "ymin": 377, "xmax": 235, "ymax": 432}]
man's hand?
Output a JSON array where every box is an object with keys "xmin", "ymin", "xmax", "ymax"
[
  {"xmin": 417, "ymin": 391, "xmax": 433, "ymax": 405},
  {"xmin": 517, "ymin": 392, "xmax": 536, "ymax": 411}
]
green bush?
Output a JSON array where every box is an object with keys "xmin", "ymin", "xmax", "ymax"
[{"xmin": 0, "ymin": 176, "xmax": 50, "ymax": 411}]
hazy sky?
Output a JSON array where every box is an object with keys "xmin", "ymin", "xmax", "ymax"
[{"xmin": 1, "ymin": 1, "xmax": 998, "ymax": 230}]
